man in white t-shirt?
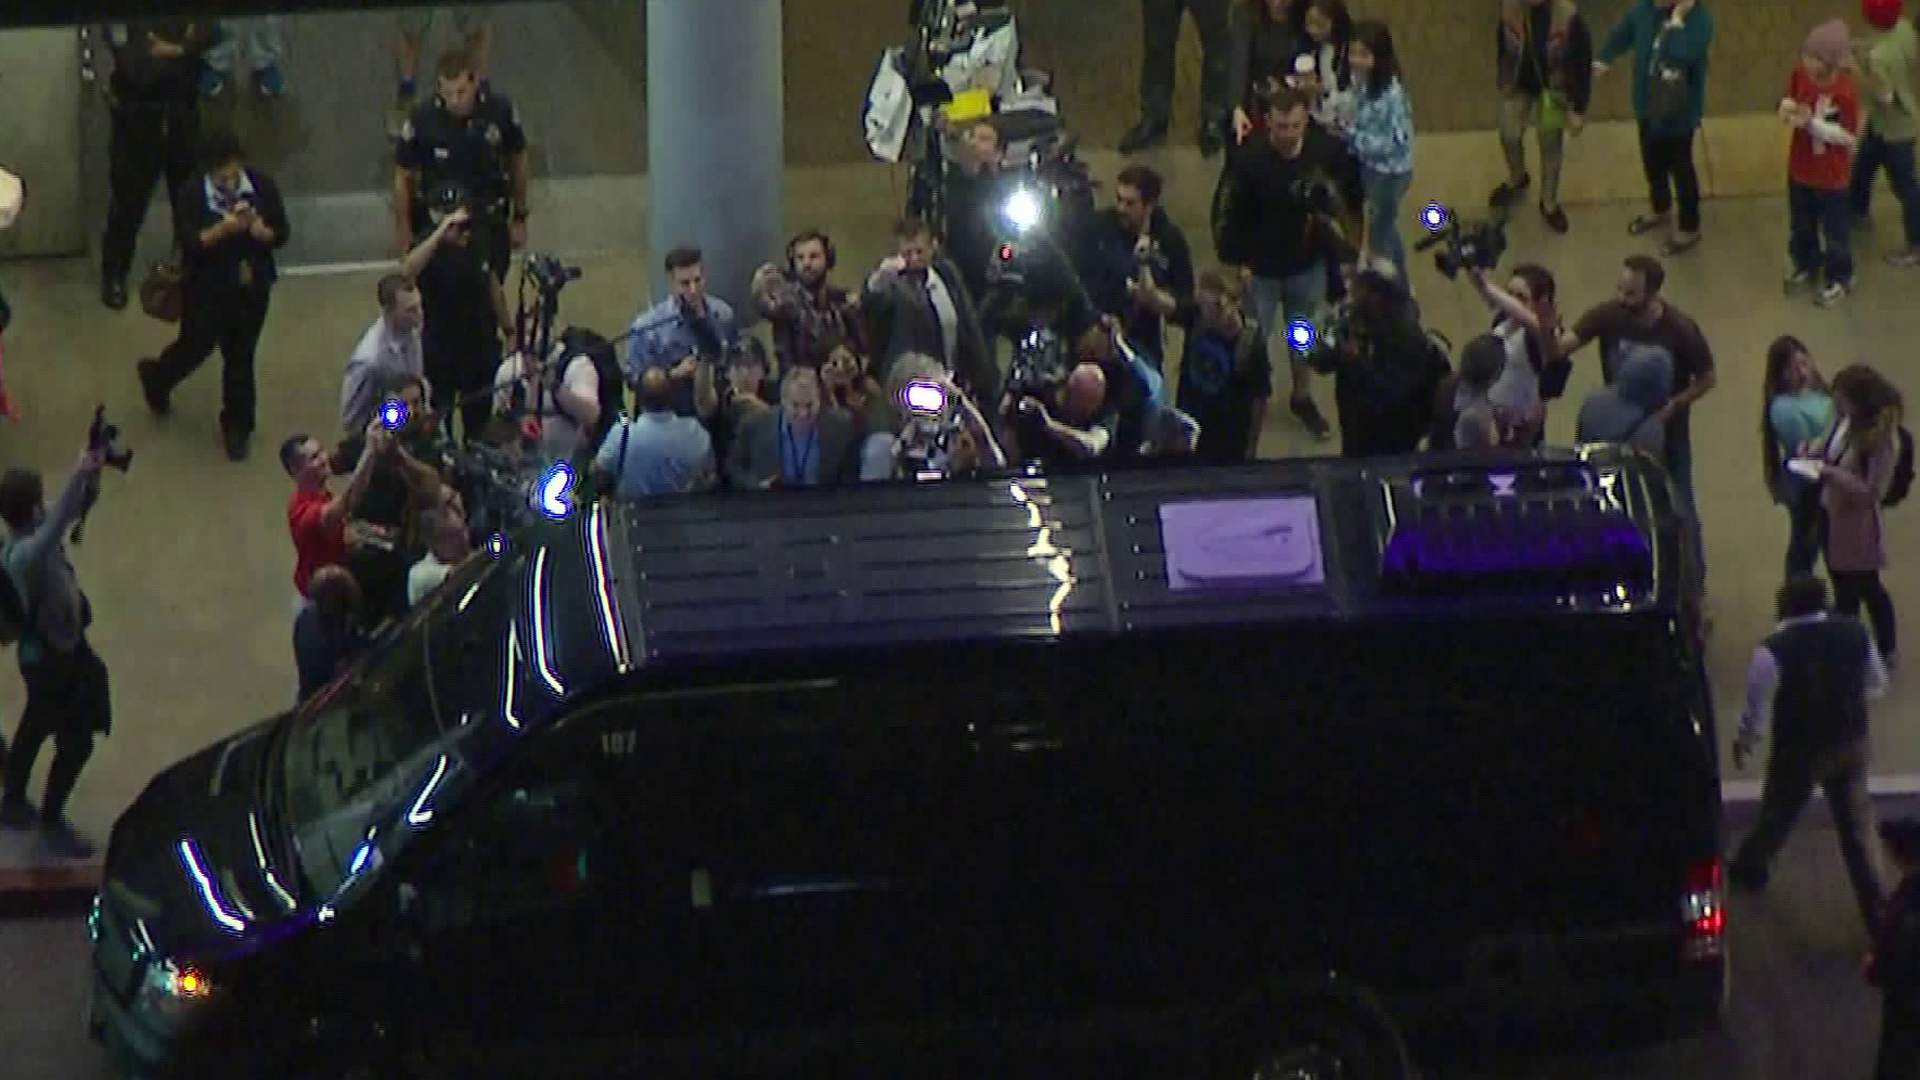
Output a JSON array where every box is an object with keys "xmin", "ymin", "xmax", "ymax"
[
  {"xmin": 494, "ymin": 338, "xmax": 600, "ymax": 465},
  {"xmin": 407, "ymin": 490, "xmax": 471, "ymax": 607}
]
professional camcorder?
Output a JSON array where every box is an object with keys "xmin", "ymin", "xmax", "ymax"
[
  {"xmin": 447, "ymin": 441, "xmax": 545, "ymax": 542},
  {"xmin": 524, "ymin": 252, "xmax": 582, "ymax": 295},
  {"xmin": 1003, "ymin": 324, "xmax": 1073, "ymax": 401},
  {"xmin": 895, "ymin": 378, "xmax": 967, "ymax": 478},
  {"xmin": 1414, "ymin": 201, "xmax": 1508, "ymax": 280}
]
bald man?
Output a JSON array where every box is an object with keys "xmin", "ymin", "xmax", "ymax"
[
  {"xmin": 1008, "ymin": 361, "xmax": 1118, "ymax": 466},
  {"xmin": 594, "ymin": 366, "xmax": 715, "ymax": 499}
]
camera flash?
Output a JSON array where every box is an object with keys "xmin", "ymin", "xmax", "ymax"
[
  {"xmin": 903, "ymin": 379, "xmax": 947, "ymax": 416},
  {"xmin": 379, "ymin": 399, "xmax": 408, "ymax": 430},
  {"xmin": 1287, "ymin": 320, "xmax": 1316, "ymax": 352},
  {"xmin": 1422, "ymin": 203, "xmax": 1449, "ymax": 232}
]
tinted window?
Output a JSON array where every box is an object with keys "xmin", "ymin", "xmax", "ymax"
[{"xmin": 279, "ymin": 549, "xmax": 523, "ymax": 897}]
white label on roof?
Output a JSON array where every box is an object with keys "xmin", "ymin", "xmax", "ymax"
[{"xmin": 1159, "ymin": 497, "xmax": 1325, "ymax": 591}]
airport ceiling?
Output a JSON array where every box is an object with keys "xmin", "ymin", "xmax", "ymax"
[{"xmin": 4, "ymin": 0, "xmax": 514, "ymax": 29}]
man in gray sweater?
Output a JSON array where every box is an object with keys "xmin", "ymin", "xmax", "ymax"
[{"xmin": 0, "ymin": 446, "xmax": 109, "ymax": 858}]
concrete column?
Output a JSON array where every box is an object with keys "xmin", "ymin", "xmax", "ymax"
[
  {"xmin": 646, "ymin": 0, "xmax": 784, "ymax": 317},
  {"xmin": 0, "ymin": 28, "xmax": 86, "ymax": 258}
]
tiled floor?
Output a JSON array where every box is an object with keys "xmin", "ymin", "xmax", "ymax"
[{"xmin": 1, "ymin": 81, "xmax": 1918, "ymax": 855}]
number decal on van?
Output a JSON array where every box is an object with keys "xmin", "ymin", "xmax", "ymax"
[{"xmin": 600, "ymin": 730, "xmax": 637, "ymax": 757}]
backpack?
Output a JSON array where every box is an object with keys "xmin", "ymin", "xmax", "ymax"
[
  {"xmin": 555, "ymin": 326, "xmax": 626, "ymax": 453},
  {"xmin": 1886, "ymin": 425, "xmax": 1915, "ymax": 508}
]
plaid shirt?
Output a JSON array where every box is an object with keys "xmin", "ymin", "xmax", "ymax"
[{"xmin": 764, "ymin": 277, "xmax": 864, "ymax": 370}]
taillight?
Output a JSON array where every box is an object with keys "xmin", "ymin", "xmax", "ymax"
[{"xmin": 1682, "ymin": 857, "xmax": 1724, "ymax": 960}]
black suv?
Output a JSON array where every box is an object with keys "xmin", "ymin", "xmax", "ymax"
[{"xmin": 86, "ymin": 451, "xmax": 1724, "ymax": 1078}]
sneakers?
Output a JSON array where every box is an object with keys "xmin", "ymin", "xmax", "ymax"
[
  {"xmin": 1816, "ymin": 281, "xmax": 1851, "ymax": 307},
  {"xmin": 1887, "ymin": 248, "xmax": 1920, "ymax": 268},
  {"xmin": 1290, "ymin": 395, "xmax": 1331, "ymax": 440},
  {"xmin": 1784, "ymin": 269, "xmax": 1814, "ymax": 293},
  {"xmin": 39, "ymin": 817, "xmax": 97, "ymax": 860},
  {"xmin": 255, "ymin": 64, "xmax": 284, "ymax": 98}
]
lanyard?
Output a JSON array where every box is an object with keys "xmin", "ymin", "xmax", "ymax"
[{"xmin": 782, "ymin": 418, "xmax": 818, "ymax": 484}]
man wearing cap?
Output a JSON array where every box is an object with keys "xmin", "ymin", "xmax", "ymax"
[
  {"xmin": 1730, "ymin": 575, "xmax": 1891, "ymax": 935},
  {"xmin": 1853, "ymin": 0, "xmax": 1920, "ymax": 268}
]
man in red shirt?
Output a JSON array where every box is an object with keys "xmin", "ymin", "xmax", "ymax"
[
  {"xmin": 1782, "ymin": 20, "xmax": 1864, "ymax": 306},
  {"xmin": 281, "ymin": 419, "xmax": 383, "ymax": 616}
]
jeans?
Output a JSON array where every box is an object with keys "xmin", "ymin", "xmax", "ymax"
[
  {"xmin": 1731, "ymin": 740, "xmax": 1884, "ymax": 935},
  {"xmin": 1243, "ymin": 263, "xmax": 1326, "ymax": 397},
  {"xmin": 1790, "ymin": 181, "xmax": 1855, "ymax": 285},
  {"xmin": 1833, "ymin": 569, "xmax": 1899, "ymax": 660},
  {"xmin": 1638, "ymin": 122, "xmax": 1702, "ymax": 232},
  {"xmin": 207, "ymin": 17, "xmax": 286, "ymax": 73},
  {"xmin": 100, "ymin": 105, "xmax": 198, "ymax": 283},
  {"xmin": 1498, "ymin": 93, "xmax": 1565, "ymax": 205},
  {"xmin": 1783, "ymin": 481, "xmax": 1822, "ymax": 582},
  {"xmin": 1850, "ymin": 132, "xmax": 1920, "ymax": 248},
  {"xmin": 1362, "ymin": 167, "xmax": 1414, "ymax": 286}
]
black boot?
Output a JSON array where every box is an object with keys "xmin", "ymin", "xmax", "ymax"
[{"xmin": 1120, "ymin": 117, "xmax": 1169, "ymax": 154}]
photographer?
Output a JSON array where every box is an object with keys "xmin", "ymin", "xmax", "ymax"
[
  {"xmin": 491, "ymin": 326, "xmax": 602, "ymax": 467},
  {"xmin": 0, "ymin": 447, "xmax": 111, "ymax": 859},
  {"xmin": 594, "ymin": 367, "xmax": 716, "ymax": 500},
  {"xmin": 407, "ymin": 491, "xmax": 473, "ymax": 607},
  {"xmin": 751, "ymin": 229, "xmax": 864, "ymax": 371},
  {"xmin": 403, "ymin": 188, "xmax": 514, "ymax": 444},
  {"xmin": 1217, "ymin": 83, "xmax": 1353, "ymax": 440},
  {"xmin": 1077, "ymin": 165, "xmax": 1195, "ymax": 365},
  {"xmin": 1004, "ymin": 361, "xmax": 1120, "ymax": 468},
  {"xmin": 861, "ymin": 352, "xmax": 1007, "ymax": 481},
  {"xmin": 294, "ymin": 565, "xmax": 370, "ymax": 704},
  {"xmin": 626, "ymin": 246, "xmax": 740, "ymax": 419},
  {"xmin": 943, "ymin": 120, "xmax": 1015, "ymax": 300},
  {"xmin": 283, "ymin": 418, "xmax": 385, "ymax": 619},
  {"xmin": 136, "ymin": 130, "xmax": 288, "ymax": 463},
  {"xmin": 1464, "ymin": 261, "xmax": 1564, "ymax": 446},
  {"xmin": 331, "ymin": 372, "xmax": 456, "ymax": 625},
  {"xmin": 1305, "ymin": 260, "xmax": 1435, "ymax": 458},
  {"xmin": 694, "ymin": 339, "xmax": 773, "ymax": 471},
  {"xmin": 864, "ymin": 217, "xmax": 995, "ymax": 401}
]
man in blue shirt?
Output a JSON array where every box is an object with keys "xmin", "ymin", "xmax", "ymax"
[
  {"xmin": 594, "ymin": 368, "xmax": 716, "ymax": 499},
  {"xmin": 625, "ymin": 246, "xmax": 740, "ymax": 418}
]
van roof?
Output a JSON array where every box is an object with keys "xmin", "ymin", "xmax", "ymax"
[{"xmin": 596, "ymin": 448, "xmax": 1690, "ymax": 668}]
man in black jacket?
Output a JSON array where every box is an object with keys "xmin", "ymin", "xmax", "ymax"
[
  {"xmin": 97, "ymin": 20, "xmax": 222, "ymax": 310},
  {"xmin": 136, "ymin": 131, "xmax": 289, "ymax": 461},
  {"xmin": 1306, "ymin": 261, "xmax": 1435, "ymax": 458},
  {"xmin": 1218, "ymin": 84, "xmax": 1351, "ymax": 440},
  {"xmin": 1077, "ymin": 164, "xmax": 1195, "ymax": 367},
  {"xmin": 1730, "ymin": 575, "xmax": 1891, "ymax": 934}
]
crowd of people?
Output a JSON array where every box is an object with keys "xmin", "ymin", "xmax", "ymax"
[{"xmin": 0, "ymin": 8, "xmax": 1916, "ymax": 1039}]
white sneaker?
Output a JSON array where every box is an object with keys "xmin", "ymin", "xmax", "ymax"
[
  {"xmin": 1784, "ymin": 269, "xmax": 1814, "ymax": 292},
  {"xmin": 1816, "ymin": 281, "xmax": 1850, "ymax": 307},
  {"xmin": 1887, "ymin": 249, "xmax": 1920, "ymax": 268}
]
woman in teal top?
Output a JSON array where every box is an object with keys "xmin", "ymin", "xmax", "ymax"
[
  {"xmin": 1761, "ymin": 334, "xmax": 1834, "ymax": 581},
  {"xmin": 1595, "ymin": 0, "xmax": 1714, "ymax": 254}
]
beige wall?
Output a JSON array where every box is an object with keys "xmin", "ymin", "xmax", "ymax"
[{"xmin": 783, "ymin": 0, "xmax": 1860, "ymax": 163}]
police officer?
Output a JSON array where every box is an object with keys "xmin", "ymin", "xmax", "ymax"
[
  {"xmin": 97, "ymin": 20, "xmax": 221, "ymax": 310},
  {"xmin": 393, "ymin": 49, "xmax": 530, "ymax": 285},
  {"xmin": 1121, "ymin": 0, "xmax": 1234, "ymax": 156}
]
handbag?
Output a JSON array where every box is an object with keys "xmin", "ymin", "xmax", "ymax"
[{"xmin": 139, "ymin": 258, "xmax": 184, "ymax": 323}]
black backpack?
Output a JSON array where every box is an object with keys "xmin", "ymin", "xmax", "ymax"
[
  {"xmin": 555, "ymin": 326, "xmax": 627, "ymax": 452},
  {"xmin": 1886, "ymin": 425, "xmax": 1915, "ymax": 508}
]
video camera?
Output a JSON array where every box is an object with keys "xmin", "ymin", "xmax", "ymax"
[
  {"xmin": 1003, "ymin": 324, "xmax": 1073, "ymax": 400},
  {"xmin": 89, "ymin": 405, "xmax": 132, "ymax": 472},
  {"xmin": 524, "ymin": 252, "xmax": 582, "ymax": 297},
  {"xmin": 1413, "ymin": 201, "xmax": 1508, "ymax": 280},
  {"xmin": 895, "ymin": 378, "xmax": 967, "ymax": 478}
]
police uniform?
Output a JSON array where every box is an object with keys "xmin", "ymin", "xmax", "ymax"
[
  {"xmin": 395, "ymin": 88, "xmax": 528, "ymax": 284},
  {"xmin": 100, "ymin": 21, "xmax": 218, "ymax": 303}
]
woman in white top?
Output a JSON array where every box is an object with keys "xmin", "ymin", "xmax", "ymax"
[{"xmin": 1463, "ymin": 262, "xmax": 1565, "ymax": 445}]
